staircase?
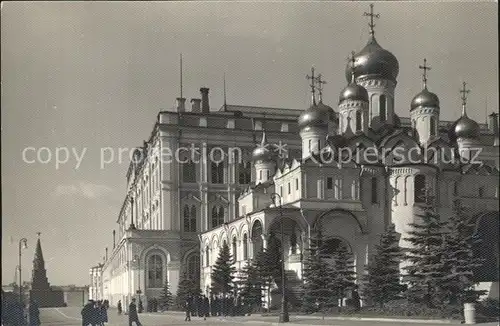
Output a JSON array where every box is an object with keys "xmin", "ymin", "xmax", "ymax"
[{"xmin": 270, "ymin": 270, "xmax": 303, "ymax": 310}]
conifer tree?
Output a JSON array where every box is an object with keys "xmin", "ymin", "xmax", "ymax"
[
  {"xmin": 361, "ymin": 223, "xmax": 405, "ymax": 308},
  {"xmin": 175, "ymin": 273, "xmax": 201, "ymax": 308},
  {"xmin": 159, "ymin": 275, "xmax": 173, "ymax": 311},
  {"xmin": 301, "ymin": 229, "xmax": 337, "ymax": 314},
  {"xmin": 441, "ymin": 202, "xmax": 486, "ymax": 305},
  {"xmin": 210, "ymin": 241, "xmax": 236, "ymax": 296},
  {"xmin": 253, "ymin": 232, "xmax": 282, "ymax": 308},
  {"xmin": 331, "ymin": 240, "xmax": 357, "ymax": 309},
  {"xmin": 403, "ymin": 205, "xmax": 448, "ymax": 308},
  {"xmin": 238, "ymin": 260, "xmax": 263, "ymax": 312}
]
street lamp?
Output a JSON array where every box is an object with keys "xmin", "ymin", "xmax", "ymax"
[
  {"xmin": 270, "ymin": 193, "xmax": 289, "ymax": 323},
  {"xmin": 133, "ymin": 254, "xmax": 141, "ymax": 311},
  {"xmin": 18, "ymin": 237, "xmax": 28, "ymax": 316}
]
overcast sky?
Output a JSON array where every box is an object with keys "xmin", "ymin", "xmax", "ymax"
[{"xmin": 1, "ymin": 1, "xmax": 498, "ymax": 286}]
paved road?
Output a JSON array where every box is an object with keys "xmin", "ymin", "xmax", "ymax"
[{"xmin": 40, "ymin": 307, "xmax": 498, "ymax": 326}]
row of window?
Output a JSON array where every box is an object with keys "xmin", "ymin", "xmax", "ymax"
[{"xmin": 182, "ymin": 161, "xmax": 252, "ymax": 184}]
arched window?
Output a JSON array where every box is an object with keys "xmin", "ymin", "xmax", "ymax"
[
  {"xmin": 243, "ymin": 234, "xmax": 248, "ymax": 260},
  {"xmin": 238, "ymin": 162, "xmax": 251, "ymax": 184},
  {"xmin": 430, "ymin": 116, "xmax": 436, "ymax": 136},
  {"xmin": 147, "ymin": 254, "xmax": 163, "ymax": 288},
  {"xmin": 190, "ymin": 205, "xmax": 197, "ymax": 232},
  {"xmin": 183, "ymin": 160, "xmax": 196, "ymax": 183},
  {"xmin": 356, "ymin": 111, "xmax": 362, "ymax": 131},
  {"xmin": 183, "ymin": 205, "xmax": 190, "ymax": 232},
  {"xmin": 232, "ymin": 237, "xmax": 238, "ymax": 263},
  {"xmin": 414, "ymin": 174, "xmax": 426, "ymax": 203},
  {"xmin": 205, "ymin": 247, "xmax": 210, "ymax": 267},
  {"xmin": 211, "ymin": 162, "xmax": 224, "ymax": 184},
  {"xmin": 251, "ymin": 220, "xmax": 263, "ymax": 255},
  {"xmin": 186, "ymin": 255, "xmax": 200, "ymax": 283},
  {"xmin": 379, "ymin": 95, "xmax": 386, "ymax": 122},
  {"xmin": 211, "ymin": 206, "xmax": 225, "ymax": 229},
  {"xmin": 371, "ymin": 177, "xmax": 378, "ymax": 204}
]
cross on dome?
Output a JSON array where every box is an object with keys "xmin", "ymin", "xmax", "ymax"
[
  {"xmin": 363, "ymin": 4, "xmax": 380, "ymax": 37},
  {"xmin": 306, "ymin": 67, "xmax": 317, "ymax": 105},
  {"xmin": 460, "ymin": 81, "xmax": 471, "ymax": 116},
  {"xmin": 418, "ymin": 58, "xmax": 431, "ymax": 89},
  {"xmin": 347, "ymin": 51, "xmax": 357, "ymax": 83},
  {"xmin": 315, "ymin": 74, "xmax": 327, "ymax": 103}
]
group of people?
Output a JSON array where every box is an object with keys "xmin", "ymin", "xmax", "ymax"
[
  {"xmin": 183, "ymin": 294, "xmax": 244, "ymax": 322},
  {"xmin": 115, "ymin": 298, "xmax": 142, "ymax": 326},
  {"xmin": 1, "ymin": 299, "xmax": 40, "ymax": 326},
  {"xmin": 81, "ymin": 299, "xmax": 109, "ymax": 326}
]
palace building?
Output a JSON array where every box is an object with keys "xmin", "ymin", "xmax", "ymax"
[{"xmin": 92, "ymin": 5, "xmax": 499, "ymax": 310}]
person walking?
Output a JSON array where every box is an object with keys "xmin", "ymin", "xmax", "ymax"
[
  {"xmin": 184, "ymin": 296, "xmax": 192, "ymax": 322},
  {"xmin": 81, "ymin": 300, "xmax": 95, "ymax": 326},
  {"xmin": 117, "ymin": 300, "xmax": 122, "ymax": 315},
  {"xmin": 28, "ymin": 299, "xmax": 40, "ymax": 326},
  {"xmin": 100, "ymin": 301, "xmax": 108, "ymax": 325},
  {"xmin": 202, "ymin": 295, "xmax": 210, "ymax": 321},
  {"xmin": 128, "ymin": 298, "xmax": 142, "ymax": 326}
]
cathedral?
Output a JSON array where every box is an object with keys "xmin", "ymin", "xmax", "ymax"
[{"xmin": 93, "ymin": 5, "xmax": 499, "ymax": 311}]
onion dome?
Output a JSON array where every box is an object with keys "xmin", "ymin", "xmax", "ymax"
[
  {"xmin": 449, "ymin": 82, "xmax": 480, "ymax": 140},
  {"xmin": 339, "ymin": 82, "xmax": 369, "ymax": 104},
  {"xmin": 252, "ymin": 131, "xmax": 274, "ymax": 162},
  {"xmin": 298, "ymin": 102, "xmax": 335, "ymax": 130},
  {"xmin": 345, "ymin": 37, "xmax": 399, "ymax": 83},
  {"xmin": 411, "ymin": 88, "xmax": 440, "ymax": 111},
  {"xmin": 454, "ymin": 116, "xmax": 480, "ymax": 139}
]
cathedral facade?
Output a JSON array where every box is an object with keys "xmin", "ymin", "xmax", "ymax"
[{"xmin": 94, "ymin": 6, "xmax": 499, "ymax": 310}]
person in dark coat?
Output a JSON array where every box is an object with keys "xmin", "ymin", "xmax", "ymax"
[
  {"xmin": 28, "ymin": 299, "xmax": 40, "ymax": 326},
  {"xmin": 117, "ymin": 300, "xmax": 122, "ymax": 315},
  {"xmin": 184, "ymin": 296, "xmax": 192, "ymax": 321},
  {"xmin": 202, "ymin": 295, "xmax": 210, "ymax": 320},
  {"xmin": 128, "ymin": 298, "xmax": 142, "ymax": 326},
  {"xmin": 100, "ymin": 301, "xmax": 108, "ymax": 324},
  {"xmin": 81, "ymin": 300, "xmax": 95, "ymax": 326}
]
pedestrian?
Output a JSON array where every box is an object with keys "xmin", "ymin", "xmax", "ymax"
[
  {"xmin": 117, "ymin": 300, "xmax": 122, "ymax": 315},
  {"xmin": 100, "ymin": 301, "xmax": 108, "ymax": 325},
  {"xmin": 203, "ymin": 295, "xmax": 210, "ymax": 321},
  {"xmin": 28, "ymin": 299, "xmax": 40, "ymax": 326},
  {"xmin": 128, "ymin": 298, "xmax": 142, "ymax": 326},
  {"xmin": 184, "ymin": 296, "xmax": 192, "ymax": 322},
  {"xmin": 81, "ymin": 299, "xmax": 95, "ymax": 326}
]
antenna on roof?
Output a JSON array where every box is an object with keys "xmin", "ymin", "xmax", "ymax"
[
  {"xmin": 180, "ymin": 53, "xmax": 183, "ymax": 99},
  {"xmin": 223, "ymin": 73, "xmax": 227, "ymax": 111}
]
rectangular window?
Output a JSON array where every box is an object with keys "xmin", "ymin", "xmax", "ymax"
[
  {"xmin": 280, "ymin": 186, "xmax": 283, "ymax": 197},
  {"xmin": 295, "ymin": 178, "xmax": 299, "ymax": 190},
  {"xmin": 288, "ymin": 182, "xmax": 291, "ymax": 195},
  {"xmin": 327, "ymin": 177, "xmax": 333, "ymax": 189}
]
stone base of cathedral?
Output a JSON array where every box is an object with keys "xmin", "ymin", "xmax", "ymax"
[{"xmin": 29, "ymin": 289, "xmax": 65, "ymax": 308}]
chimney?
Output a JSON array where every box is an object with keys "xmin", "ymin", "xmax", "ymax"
[
  {"xmin": 112, "ymin": 230, "xmax": 116, "ymax": 249},
  {"xmin": 200, "ymin": 88, "xmax": 210, "ymax": 113},
  {"xmin": 488, "ymin": 112, "xmax": 498, "ymax": 133},
  {"xmin": 176, "ymin": 97, "xmax": 186, "ymax": 112},
  {"xmin": 489, "ymin": 112, "xmax": 499, "ymax": 146},
  {"xmin": 191, "ymin": 98, "xmax": 202, "ymax": 112}
]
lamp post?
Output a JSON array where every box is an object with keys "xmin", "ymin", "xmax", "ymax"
[
  {"xmin": 133, "ymin": 255, "xmax": 141, "ymax": 312},
  {"xmin": 18, "ymin": 238, "xmax": 28, "ymax": 307},
  {"xmin": 270, "ymin": 193, "xmax": 289, "ymax": 323}
]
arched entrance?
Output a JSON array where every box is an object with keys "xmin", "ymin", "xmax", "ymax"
[
  {"xmin": 268, "ymin": 217, "xmax": 302, "ymax": 255},
  {"xmin": 251, "ymin": 220, "xmax": 263, "ymax": 255}
]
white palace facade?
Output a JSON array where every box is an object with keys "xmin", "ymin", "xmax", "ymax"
[{"xmin": 91, "ymin": 5, "xmax": 499, "ymax": 311}]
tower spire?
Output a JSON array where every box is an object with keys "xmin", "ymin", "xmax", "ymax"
[
  {"xmin": 347, "ymin": 51, "xmax": 357, "ymax": 84},
  {"xmin": 460, "ymin": 81, "xmax": 471, "ymax": 117},
  {"xmin": 418, "ymin": 58, "xmax": 431, "ymax": 89},
  {"xmin": 315, "ymin": 74, "xmax": 327, "ymax": 103},
  {"xmin": 306, "ymin": 67, "xmax": 317, "ymax": 106},
  {"xmin": 363, "ymin": 3, "xmax": 380, "ymax": 38},
  {"xmin": 180, "ymin": 53, "xmax": 183, "ymax": 99}
]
